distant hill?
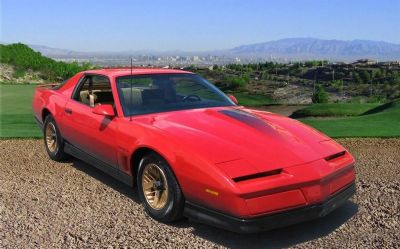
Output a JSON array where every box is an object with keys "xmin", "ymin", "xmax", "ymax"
[
  {"xmin": 29, "ymin": 44, "xmax": 80, "ymax": 57},
  {"xmin": 28, "ymin": 45, "xmax": 172, "ymax": 59},
  {"xmin": 228, "ymin": 38, "xmax": 400, "ymax": 61},
  {"xmin": 0, "ymin": 43, "xmax": 92, "ymax": 81},
  {"xmin": 24, "ymin": 38, "xmax": 400, "ymax": 62}
]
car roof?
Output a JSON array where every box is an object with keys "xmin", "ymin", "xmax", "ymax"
[{"xmin": 83, "ymin": 68, "xmax": 193, "ymax": 78}]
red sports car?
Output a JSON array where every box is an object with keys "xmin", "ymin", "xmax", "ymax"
[{"xmin": 32, "ymin": 68, "xmax": 356, "ymax": 233}]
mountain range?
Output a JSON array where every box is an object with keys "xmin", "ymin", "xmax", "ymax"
[
  {"xmin": 227, "ymin": 38, "xmax": 400, "ymax": 60},
  {"xmin": 29, "ymin": 38, "xmax": 400, "ymax": 61}
]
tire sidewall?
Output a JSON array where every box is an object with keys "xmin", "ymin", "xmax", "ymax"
[
  {"xmin": 43, "ymin": 115, "xmax": 65, "ymax": 161},
  {"xmin": 137, "ymin": 153, "xmax": 184, "ymax": 222}
]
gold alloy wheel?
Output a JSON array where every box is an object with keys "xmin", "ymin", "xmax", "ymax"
[
  {"xmin": 45, "ymin": 122, "xmax": 57, "ymax": 153},
  {"xmin": 142, "ymin": 163, "xmax": 169, "ymax": 210}
]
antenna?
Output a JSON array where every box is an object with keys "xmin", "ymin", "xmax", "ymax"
[{"xmin": 130, "ymin": 57, "xmax": 133, "ymax": 121}]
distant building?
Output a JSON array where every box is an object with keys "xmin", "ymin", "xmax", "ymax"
[{"xmin": 353, "ymin": 59, "xmax": 377, "ymax": 66}]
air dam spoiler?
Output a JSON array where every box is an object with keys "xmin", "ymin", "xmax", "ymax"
[{"xmin": 184, "ymin": 182, "xmax": 356, "ymax": 233}]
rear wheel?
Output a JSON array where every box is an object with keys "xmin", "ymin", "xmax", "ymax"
[
  {"xmin": 43, "ymin": 115, "xmax": 68, "ymax": 161},
  {"xmin": 137, "ymin": 153, "xmax": 184, "ymax": 222}
]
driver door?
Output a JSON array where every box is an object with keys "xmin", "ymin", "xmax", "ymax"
[{"xmin": 62, "ymin": 74, "xmax": 119, "ymax": 167}]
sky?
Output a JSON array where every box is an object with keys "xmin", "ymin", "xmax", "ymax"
[{"xmin": 1, "ymin": 0, "xmax": 399, "ymax": 52}]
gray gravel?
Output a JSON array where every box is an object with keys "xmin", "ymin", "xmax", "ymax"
[{"xmin": 0, "ymin": 139, "xmax": 399, "ymax": 248}]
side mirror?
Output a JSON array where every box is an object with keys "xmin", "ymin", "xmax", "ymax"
[
  {"xmin": 92, "ymin": 104, "xmax": 115, "ymax": 118},
  {"xmin": 228, "ymin": 94, "xmax": 239, "ymax": 105}
]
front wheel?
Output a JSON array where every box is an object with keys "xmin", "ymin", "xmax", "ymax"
[
  {"xmin": 43, "ymin": 115, "xmax": 68, "ymax": 161},
  {"xmin": 137, "ymin": 153, "xmax": 184, "ymax": 222}
]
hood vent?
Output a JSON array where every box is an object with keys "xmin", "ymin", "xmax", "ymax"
[
  {"xmin": 325, "ymin": 151, "xmax": 346, "ymax": 161},
  {"xmin": 219, "ymin": 109, "xmax": 276, "ymax": 135},
  {"xmin": 232, "ymin": 169, "xmax": 282, "ymax": 183}
]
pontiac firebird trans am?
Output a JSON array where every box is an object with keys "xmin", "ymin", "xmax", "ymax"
[{"xmin": 32, "ymin": 68, "xmax": 356, "ymax": 233}]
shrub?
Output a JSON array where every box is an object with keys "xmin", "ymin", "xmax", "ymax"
[
  {"xmin": 366, "ymin": 95, "xmax": 386, "ymax": 103},
  {"xmin": 12, "ymin": 69, "xmax": 26, "ymax": 78},
  {"xmin": 227, "ymin": 76, "xmax": 247, "ymax": 90},
  {"xmin": 312, "ymin": 85, "xmax": 329, "ymax": 103},
  {"xmin": 225, "ymin": 75, "xmax": 250, "ymax": 90}
]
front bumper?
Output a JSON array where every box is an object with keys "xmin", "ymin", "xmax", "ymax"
[{"xmin": 184, "ymin": 182, "xmax": 356, "ymax": 233}]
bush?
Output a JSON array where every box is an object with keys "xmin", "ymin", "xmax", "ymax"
[
  {"xmin": 331, "ymin": 80, "xmax": 343, "ymax": 91},
  {"xmin": 225, "ymin": 76, "xmax": 249, "ymax": 90},
  {"xmin": 312, "ymin": 85, "xmax": 329, "ymax": 103},
  {"xmin": 366, "ymin": 95, "xmax": 386, "ymax": 103},
  {"xmin": 12, "ymin": 69, "xmax": 26, "ymax": 78}
]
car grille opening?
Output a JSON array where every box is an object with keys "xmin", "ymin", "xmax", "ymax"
[
  {"xmin": 325, "ymin": 151, "xmax": 346, "ymax": 161},
  {"xmin": 232, "ymin": 169, "xmax": 282, "ymax": 182}
]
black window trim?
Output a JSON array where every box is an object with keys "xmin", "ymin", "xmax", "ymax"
[{"xmin": 71, "ymin": 73, "xmax": 113, "ymax": 107}]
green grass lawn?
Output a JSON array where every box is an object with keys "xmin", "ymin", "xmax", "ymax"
[
  {"xmin": 290, "ymin": 103, "xmax": 381, "ymax": 118},
  {"xmin": 0, "ymin": 84, "xmax": 42, "ymax": 138},
  {"xmin": 300, "ymin": 100, "xmax": 400, "ymax": 137},
  {"xmin": 234, "ymin": 93, "xmax": 276, "ymax": 106}
]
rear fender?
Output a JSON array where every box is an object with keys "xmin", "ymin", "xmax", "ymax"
[{"xmin": 32, "ymin": 86, "xmax": 68, "ymax": 131}]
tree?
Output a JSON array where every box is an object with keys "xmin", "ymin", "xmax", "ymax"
[
  {"xmin": 260, "ymin": 70, "xmax": 269, "ymax": 80},
  {"xmin": 242, "ymin": 73, "xmax": 250, "ymax": 83},
  {"xmin": 353, "ymin": 72, "xmax": 362, "ymax": 84},
  {"xmin": 312, "ymin": 85, "xmax": 329, "ymax": 103},
  {"xmin": 373, "ymin": 69, "xmax": 383, "ymax": 80},
  {"xmin": 359, "ymin": 70, "xmax": 371, "ymax": 84}
]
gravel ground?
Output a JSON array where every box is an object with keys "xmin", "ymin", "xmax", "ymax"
[{"xmin": 0, "ymin": 139, "xmax": 399, "ymax": 248}]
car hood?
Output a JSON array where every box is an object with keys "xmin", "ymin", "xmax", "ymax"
[{"xmin": 134, "ymin": 107, "xmax": 346, "ymax": 175}]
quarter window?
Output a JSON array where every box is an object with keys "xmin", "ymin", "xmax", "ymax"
[{"xmin": 73, "ymin": 75, "xmax": 114, "ymax": 107}]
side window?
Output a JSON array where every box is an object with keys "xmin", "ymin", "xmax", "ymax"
[{"xmin": 73, "ymin": 75, "xmax": 114, "ymax": 107}]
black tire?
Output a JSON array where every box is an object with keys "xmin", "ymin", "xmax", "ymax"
[
  {"xmin": 43, "ymin": 115, "xmax": 68, "ymax": 161},
  {"xmin": 137, "ymin": 152, "xmax": 184, "ymax": 222}
]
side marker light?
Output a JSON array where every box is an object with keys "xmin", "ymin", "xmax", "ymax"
[{"xmin": 205, "ymin": 188, "xmax": 219, "ymax": 196}]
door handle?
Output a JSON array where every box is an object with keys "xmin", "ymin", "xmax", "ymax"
[{"xmin": 65, "ymin": 108, "xmax": 72, "ymax": 114}]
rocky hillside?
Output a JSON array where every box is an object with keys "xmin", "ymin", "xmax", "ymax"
[{"xmin": 0, "ymin": 63, "xmax": 45, "ymax": 84}]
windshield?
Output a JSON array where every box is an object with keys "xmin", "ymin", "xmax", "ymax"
[{"xmin": 116, "ymin": 73, "xmax": 235, "ymax": 116}]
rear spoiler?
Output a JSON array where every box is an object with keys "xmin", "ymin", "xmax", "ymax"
[{"xmin": 37, "ymin": 83, "xmax": 58, "ymax": 88}]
